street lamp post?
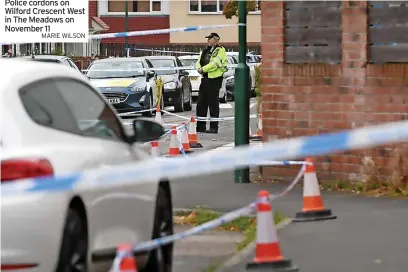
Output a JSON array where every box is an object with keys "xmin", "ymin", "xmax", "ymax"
[
  {"xmin": 125, "ymin": 0, "xmax": 129, "ymax": 57},
  {"xmin": 234, "ymin": 0, "xmax": 250, "ymax": 183}
]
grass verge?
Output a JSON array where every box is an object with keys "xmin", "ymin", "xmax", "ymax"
[
  {"xmin": 174, "ymin": 207, "xmax": 285, "ymax": 251},
  {"xmin": 320, "ymin": 180, "xmax": 408, "ymax": 198}
]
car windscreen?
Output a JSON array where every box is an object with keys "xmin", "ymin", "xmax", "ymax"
[
  {"xmin": 146, "ymin": 59, "xmax": 177, "ymax": 75},
  {"xmin": 87, "ymin": 61, "xmax": 145, "ymax": 79},
  {"xmin": 179, "ymin": 58, "xmax": 197, "ymax": 68}
]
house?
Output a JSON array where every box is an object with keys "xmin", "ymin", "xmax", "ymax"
[
  {"xmin": 169, "ymin": 0, "xmax": 261, "ymax": 45},
  {"xmin": 97, "ymin": 0, "xmax": 170, "ymax": 45},
  {"xmin": 260, "ymin": 1, "xmax": 408, "ymax": 182},
  {"xmin": 1, "ymin": 1, "xmax": 109, "ymax": 57}
]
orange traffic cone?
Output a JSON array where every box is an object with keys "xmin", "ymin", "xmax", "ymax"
[
  {"xmin": 167, "ymin": 126, "xmax": 180, "ymax": 157},
  {"xmin": 150, "ymin": 141, "xmax": 160, "ymax": 157},
  {"xmin": 250, "ymin": 114, "xmax": 262, "ymax": 141},
  {"xmin": 293, "ymin": 157, "xmax": 337, "ymax": 222},
  {"xmin": 155, "ymin": 105, "xmax": 162, "ymax": 124},
  {"xmin": 188, "ymin": 116, "xmax": 203, "ymax": 148},
  {"xmin": 109, "ymin": 244, "xmax": 138, "ymax": 272},
  {"xmin": 247, "ymin": 191, "xmax": 298, "ymax": 271},
  {"xmin": 180, "ymin": 122, "xmax": 193, "ymax": 154}
]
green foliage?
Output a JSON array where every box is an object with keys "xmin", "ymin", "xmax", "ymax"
[
  {"xmin": 222, "ymin": 0, "xmax": 257, "ymax": 19},
  {"xmin": 51, "ymin": 47, "xmax": 64, "ymax": 56}
]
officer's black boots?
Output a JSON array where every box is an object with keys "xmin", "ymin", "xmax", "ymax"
[{"xmin": 205, "ymin": 128, "xmax": 218, "ymax": 134}]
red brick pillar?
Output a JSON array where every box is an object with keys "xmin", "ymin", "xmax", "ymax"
[
  {"xmin": 260, "ymin": 1, "xmax": 284, "ymax": 139},
  {"xmin": 342, "ymin": 1, "xmax": 370, "ymax": 128}
]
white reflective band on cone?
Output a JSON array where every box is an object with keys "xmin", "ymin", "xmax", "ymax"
[
  {"xmin": 256, "ymin": 204, "xmax": 278, "ymax": 244},
  {"xmin": 150, "ymin": 142, "xmax": 160, "ymax": 157},
  {"xmin": 169, "ymin": 131, "xmax": 178, "ymax": 149},
  {"xmin": 303, "ymin": 172, "xmax": 321, "ymax": 197}
]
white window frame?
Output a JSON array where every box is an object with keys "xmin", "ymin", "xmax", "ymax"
[
  {"xmin": 100, "ymin": 0, "xmax": 167, "ymax": 16},
  {"xmin": 188, "ymin": 0, "xmax": 261, "ymax": 15}
]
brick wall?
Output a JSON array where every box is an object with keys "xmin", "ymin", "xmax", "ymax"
[
  {"xmin": 89, "ymin": 0, "xmax": 98, "ymax": 27},
  {"xmin": 261, "ymin": 0, "xmax": 408, "ymax": 182}
]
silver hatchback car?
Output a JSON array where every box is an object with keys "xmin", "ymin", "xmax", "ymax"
[{"xmin": 0, "ymin": 58, "xmax": 173, "ymax": 272}]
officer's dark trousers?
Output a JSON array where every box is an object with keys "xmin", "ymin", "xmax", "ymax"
[{"xmin": 196, "ymin": 76, "xmax": 223, "ymax": 131}]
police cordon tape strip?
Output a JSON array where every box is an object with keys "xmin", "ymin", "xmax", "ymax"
[
  {"xmin": 117, "ymin": 107, "xmax": 156, "ymax": 116},
  {"xmin": 89, "ymin": 24, "xmax": 245, "ymax": 40},
  {"xmin": 81, "ymin": 65, "xmax": 239, "ymax": 73},
  {"xmin": 131, "ymin": 165, "xmax": 306, "ymax": 253},
  {"xmin": 124, "ymin": 165, "xmax": 305, "ymax": 253},
  {"xmin": 2, "ymin": 120, "xmax": 408, "ymax": 196},
  {"xmin": 117, "ymin": 107, "xmax": 257, "ymax": 122},
  {"xmin": 161, "ymin": 110, "xmax": 258, "ymax": 121},
  {"xmin": 126, "ymin": 48, "xmax": 200, "ymax": 55}
]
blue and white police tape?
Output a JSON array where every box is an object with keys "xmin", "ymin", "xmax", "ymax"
[
  {"xmin": 134, "ymin": 202, "xmax": 255, "ymax": 253},
  {"xmin": 131, "ymin": 165, "xmax": 305, "ymax": 253},
  {"xmin": 2, "ymin": 120, "xmax": 408, "ymax": 196},
  {"xmin": 126, "ymin": 48, "xmax": 200, "ymax": 55},
  {"xmin": 253, "ymin": 160, "xmax": 312, "ymax": 166},
  {"xmin": 161, "ymin": 110, "xmax": 258, "ymax": 122},
  {"xmin": 177, "ymin": 130, "xmax": 188, "ymax": 157},
  {"xmin": 81, "ymin": 64, "xmax": 238, "ymax": 73},
  {"xmin": 117, "ymin": 107, "xmax": 156, "ymax": 117},
  {"xmin": 90, "ymin": 24, "xmax": 245, "ymax": 40}
]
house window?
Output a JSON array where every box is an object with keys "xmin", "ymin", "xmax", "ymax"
[
  {"xmin": 108, "ymin": 0, "xmax": 161, "ymax": 13},
  {"xmin": 189, "ymin": 0, "xmax": 260, "ymax": 13}
]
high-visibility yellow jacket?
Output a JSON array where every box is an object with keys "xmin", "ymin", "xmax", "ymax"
[{"xmin": 196, "ymin": 46, "xmax": 228, "ymax": 79}]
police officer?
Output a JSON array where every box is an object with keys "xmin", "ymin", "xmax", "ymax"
[{"xmin": 195, "ymin": 32, "xmax": 228, "ymax": 134}]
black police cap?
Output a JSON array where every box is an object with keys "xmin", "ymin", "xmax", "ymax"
[{"xmin": 205, "ymin": 32, "xmax": 220, "ymax": 39}]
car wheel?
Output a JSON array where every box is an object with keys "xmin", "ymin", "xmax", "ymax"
[
  {"xmin": 56, "ymin": 208, "xmax": 88, "ymax": 272},
  {"xmin": 184, "ymin": 89, "xmax": 193, "ymax": 111},
  {"xmin": 220, "ymin": 91, "xmax": 227, "ymax": 103},
  {"xmin": 145, "ymin": 182, "xmax": 173, "ymax": 272},
  {"xmin": 174, "ymin": 90, "xmax": 184, "ymax": 113},
  {"xmin": 142, "ymin": 91, "xmax": 153, "ymax": 117}
]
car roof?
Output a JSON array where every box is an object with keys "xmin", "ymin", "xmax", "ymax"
[
  {"xmin": 0, "ymin": 59, "xmax": 88, "ymax": 95},
  {"xmin": 178, "ymin": 55, "xmax": 199, "ymax": 59},
  {"xmin": 144, "ymin": 55, "xmax": 177, "ymax": 60},
  {"xmin": 92, "ymin": 57, "xmax": 145, "ymax": 63}
]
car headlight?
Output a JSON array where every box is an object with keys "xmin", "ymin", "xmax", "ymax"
[
  {"xmin": 131, "ymin": 85, "xmax": 146, "ymax": 92},
  {"xmin": 164, "ymin": 82, "xmax": 176, "ymax": 89}
]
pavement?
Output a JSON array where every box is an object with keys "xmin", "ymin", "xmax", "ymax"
[
  {"xmin": 124, "ymin": 99, "xmax": 408, "ymax": 272},
  {"xmin": 217, "ymin": 189, "xmax": 408, "ymax": 272},
  {"xmin": 172, "ymin": 171, "xmax": 408, "ymax": 272},
  {"xmin": 173, "ymin": 225, "xmax": 243, "ymax": 272}
]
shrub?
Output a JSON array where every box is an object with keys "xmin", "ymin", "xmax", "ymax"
[{"xmin": 222, "ymin": 0, "xmax": 257, "ymax": 19}]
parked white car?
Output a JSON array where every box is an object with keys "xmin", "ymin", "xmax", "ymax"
[
  {"xmin": 178, "ymin": 55, "xmax": 228, "ymax": 103},
  {"xmin": 227, "ymin": 52, "xmax": 257, "ymax": 92},
  {"xmin": 0, "ymin": 59, "xmax": 173, "ymax": 272}
]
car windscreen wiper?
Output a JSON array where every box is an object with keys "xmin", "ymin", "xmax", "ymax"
[{"xmin": 120, "ymin": 75, "xmax": 143, "ymax": 78}]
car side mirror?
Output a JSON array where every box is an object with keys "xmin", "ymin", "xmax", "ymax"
[
  {"xmin": 146, "ymin": 71, "xmax": 155, "ymax": 80},
  {"xmin": 131, "ymin": 118, "xmax": 165, "ymax": 143}
]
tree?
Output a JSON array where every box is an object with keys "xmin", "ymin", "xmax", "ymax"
[{"xmin": 222, "ymin": 0, "xmax": 258, "ymax": 19}]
